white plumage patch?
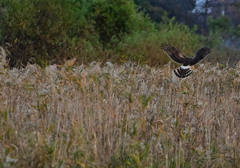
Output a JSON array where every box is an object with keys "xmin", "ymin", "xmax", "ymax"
[{"xmin": 180, "ymin": 65, "xmax": 191, "ymax": 70}]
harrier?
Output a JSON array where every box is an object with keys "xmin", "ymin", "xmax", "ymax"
[{"xmin": 161, "ymin": 43, "xmax": 210, "ymax": 78}]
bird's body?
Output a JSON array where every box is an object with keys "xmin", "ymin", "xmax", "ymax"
[{"xmin": 161, "ymin": 43, "xmax": 210, "ymax": 78}]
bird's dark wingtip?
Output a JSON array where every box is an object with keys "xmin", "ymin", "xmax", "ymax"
[
  {"xmin": 203, "ymin": 47, "xmax": 211, "ymax": 53},
  {"xmin": 160, "ymin": 43, "xmax": 170, "ymax": 49}
]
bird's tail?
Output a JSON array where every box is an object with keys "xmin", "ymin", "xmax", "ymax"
[{"xmin": 174, "ymin": 65, "xmax": 192, "ymax": 78}]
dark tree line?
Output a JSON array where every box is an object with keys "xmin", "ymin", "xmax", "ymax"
[
  {"xmin": 134, "ymin": 0, "xmax": 196, "ymax": 26},
  {"xmin": 135, "ymin": 0, "xmax": 240, "ymax": 35}
]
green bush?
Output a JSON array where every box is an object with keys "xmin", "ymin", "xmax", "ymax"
[
  {"xmin": 207, "ymin": 15, "xmax": 240, "ymax": 61},
  {"xmin": 0, "ymin": 0, "xmax": 157, "ymax": 68},
  {"xmin": 0, "ymin": 0, "xmax": 96, "ymax": 68},
  {"xmin": 208, "ymin": 16, "xmax": 230, "ymax": 33},
  {"xmin": 0, "ymin": 0, "xmax": 224, "ymax": 68},
  {"xmin": 90, "ymin": 0, "xmax": 156, "ymax": 48},
  {"xmin": 91, "ymin": 0, "xmax": 135, "ymax": 45},
  {"xmin": 208, "ymin": 15, "xmax": 240, "ymax": 38}
]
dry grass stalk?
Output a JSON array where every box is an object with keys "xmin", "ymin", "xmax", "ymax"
[{"xmin": 0, "ymin": 57, "xmax": 240, "ymax": 167}]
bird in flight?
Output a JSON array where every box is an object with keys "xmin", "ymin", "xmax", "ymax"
[{"xmin": 161, "ymin": 43, "xmax": 210, "ymax": 78}]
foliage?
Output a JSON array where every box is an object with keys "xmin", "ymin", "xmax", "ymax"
[
  {"xmin": 207, "ymin": 15, "xmax": 240, "ymax": 38},
  {"xmin": 90, "ymin": 0, "xmax": 137, "ymax": 45},
  {"xmin": 229, "ymin": 25, "xmax": 240, "ymax": 37},
  {"xmin": 0, "ymin": 0, "xmax": 227, "ymax": 68},
  {"xmin": 134, "ymin": 0, "xmax": 196, "ymax": 25},
  {"xmin": 118, "ymin": 16, "xmax": 218, "ymax": 66},
  {"xmin": 208, "ymin": 16, "xmax": 240, "ymax": 48},
  {"xmin": 0, "ymin": 0, "xmax": 98, "ymax": 68},
  {"xmin": 0, "ymin": 0, "xmax": 160, "ymax": 68},
  {"xmin": 207, "ymin": 16, "xmax": 230, "ymax": 33}
]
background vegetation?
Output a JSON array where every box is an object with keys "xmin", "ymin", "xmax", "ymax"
[
  {"xmin": 1, "ymin": 0, "xmax": 239, "ymax": 69},
  {"xmin": 134, "ymin": 0, "xmax": 196, "ymax": 26}
]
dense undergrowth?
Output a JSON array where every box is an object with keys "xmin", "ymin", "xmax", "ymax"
[
  {"xmin": 0, "ymin": 48, "xmax": 240, "ymax": 167},
  {"xmin": 1, "ymin": 0, "xmax": 239, "ymax": 69}
]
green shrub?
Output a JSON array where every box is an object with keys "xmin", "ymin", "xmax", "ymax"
[
  {"xmin": 0, "ymin": 0, "xmax": 157, "ymax": 68},
  {"xmin": 90, "ymin": 0, "xmax": 156, "ymax": 48},
  {"xmin": 208, "ymin": 16, "xmax": 230, "ymax": 33},
  {"xmin": 0, "ymin": 0, "xmax": 224, "ymax": 68},
  {"xmin": 208, "ymin": 15, "xmax": 240, "ymax": 38},
  {"xmin": 0, "ymin": 0, "xmax": 96, "ymax": 68},
  {"xmin": 207, "ymin": 16, "xmax": 240, "ymax": 64},
  {"xmin": 91, "ymin": 0, "xmax": 135, "ymax": 45}
]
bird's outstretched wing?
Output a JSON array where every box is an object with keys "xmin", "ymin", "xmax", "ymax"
[
  {"xmin": 190, "ymin": 47, "xmax": 210, "ymax": 65},
  {"xmin": 160, "ymin": 43, "xmax": 191, "ymax": 64},
  {"xmin": 161, "ymin": 43, "xmax": 211, "ymax": 78}
]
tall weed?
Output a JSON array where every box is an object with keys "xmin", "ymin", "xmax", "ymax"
[{"xmin": 0, "ymin": 60, "xmax": 240, "ymax": 167}]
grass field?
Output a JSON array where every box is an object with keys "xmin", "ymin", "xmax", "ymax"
[{"xmin": 0, "ymin": 49, "xmax": 240, "ymax": 167}]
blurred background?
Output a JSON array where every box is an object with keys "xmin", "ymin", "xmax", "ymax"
[
  {"xmin": 0, "ymin": 0, "xmax": 240, "ymax": 68},
  {"xmin": 135, "ymin": 0, "xmax": 240, "ymax": 47}
]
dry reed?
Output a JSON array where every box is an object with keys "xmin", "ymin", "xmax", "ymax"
[{"xmin": 0, "ymin": 50, "xmax": 240, "ymax": 167}]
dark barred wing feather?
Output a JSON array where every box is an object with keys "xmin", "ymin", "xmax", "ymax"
[
  {"xmin": 160, "ymin": 43, "xmax": 191, "ymax": 64},
  {"xmin": 190, "ymin": 47, "xmax": 210, "ymax": 65}
]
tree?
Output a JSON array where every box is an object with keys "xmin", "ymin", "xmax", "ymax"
[
  {"xmin": 135, "ymin": 0, "xmax": 196, "ymax": 25},
  {"xmin": 203, "ymin": 0, "xmax": 210, "ymax": 33}
]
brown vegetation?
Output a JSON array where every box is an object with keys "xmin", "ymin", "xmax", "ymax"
[{"xmin": 0, "ymin": 47, "xmax": 240, "ymax": 167}]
